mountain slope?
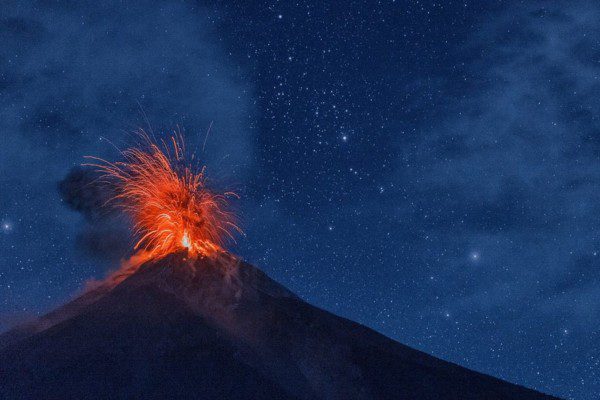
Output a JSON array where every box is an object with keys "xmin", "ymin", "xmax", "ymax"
[{"xmin": 0, "ymin": 252, "xmax": 558, "ymax": 399}]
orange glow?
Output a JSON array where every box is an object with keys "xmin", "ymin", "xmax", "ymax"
[{"xmin": 86, "ymin": 131, "xmax": 241, "ymax": 261}]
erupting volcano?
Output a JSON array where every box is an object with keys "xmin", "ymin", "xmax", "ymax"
[
  {"xmin": 86, "ymin": 132, "xmax": 241, "ymax": 262},
  {"xmin": 0, "ymin": 132, "xmax": 557, "ymax": 400}
]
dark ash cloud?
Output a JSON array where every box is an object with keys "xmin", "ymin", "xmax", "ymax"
[
  {"xmin": 58, "ymin": 167, "xmax": 114, "ymax": 221},
  {"xmin": 57, "ymin": 167, "xmax": 130, "ymax": 261}
]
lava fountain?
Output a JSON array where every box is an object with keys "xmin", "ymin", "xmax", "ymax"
[{"xmin": 86, "ymin": 131, "xmax": 241, "ymax": 263}]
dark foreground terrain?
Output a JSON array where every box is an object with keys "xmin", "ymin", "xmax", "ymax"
[{"xmin": 0, "ymin": 252, "xmax": 558, "ymax": 399}]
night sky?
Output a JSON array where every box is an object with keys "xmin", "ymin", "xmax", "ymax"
[{"xmin": 1, "ymin": 1, "xmax": 599, "ymax": 398}]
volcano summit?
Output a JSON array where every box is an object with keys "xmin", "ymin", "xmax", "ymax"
[{"xmin": 0, "ymin": 251, "xmax": 556, "ymax": 399}]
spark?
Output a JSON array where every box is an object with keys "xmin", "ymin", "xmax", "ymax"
[{"xmin": 86, "ymin": 130, "xmax": 241, "ymax": 262}]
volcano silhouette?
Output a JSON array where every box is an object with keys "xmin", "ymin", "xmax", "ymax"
[{"xmin": 0, "ymin": 252, "xmax": 557, "ymax": 399}]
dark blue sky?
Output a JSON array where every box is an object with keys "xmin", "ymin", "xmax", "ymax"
[{"xmin": 1, "ymin": 1, "xmax": 599, "ymax": 398}]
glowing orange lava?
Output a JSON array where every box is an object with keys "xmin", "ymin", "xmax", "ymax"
[{"xmin": 86, "ymin": 131, "xmax": 241, "ymax": 261}]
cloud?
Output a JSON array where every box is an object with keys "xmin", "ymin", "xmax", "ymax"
[
  {"xmin": 57, "ymin": 167, "xmax": 114, "ymax": 221},
  {"xmin": 57, "ymin": 166, "xmax": 130, "ymax": 261},
  {"xmin": 0, "ymin": 0, "xmax": 255, "ymax": 182},
  {"xmin": 392, "ymin": 1, "xmax": 600, "ymax": 326}
]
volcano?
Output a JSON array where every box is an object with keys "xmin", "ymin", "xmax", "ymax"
[{"xmin": 0, "ymin": 252, "xmax": 556, "ymax": 399}]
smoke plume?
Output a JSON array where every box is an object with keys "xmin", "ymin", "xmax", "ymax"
[{"xmin": 57, "ymin": 166, "xmax": 131, "ymax": 262}]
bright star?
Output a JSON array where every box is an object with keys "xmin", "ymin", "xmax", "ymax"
[{"xmin": 2, "ymin": 221, "xmax": 12, "ymax": 233}]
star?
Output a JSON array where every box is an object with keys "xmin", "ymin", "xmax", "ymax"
[{"xmin": 2, "ymin": 221, "xmax": 13, "ymax": 233}]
